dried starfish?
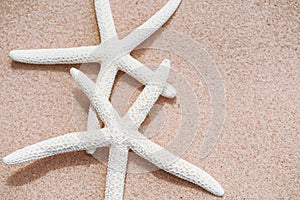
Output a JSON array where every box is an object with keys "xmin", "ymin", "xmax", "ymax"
[
  {"xmin": 9, "ymin": 0, "xmax": 179, "ymax": 97},
  {"xmin": 9, "ymin": 0, "xmax": 179, "ymax": 156},
  {"xmin": 4, "ymin": 0, "xmax": 225, "ymax": 198},
  {"xmin": 3, "ymin": 64, "xmax": 224, "ymax": 198},
  {"xmin": 7, "ymin": 0, "xmax": 182, "ymax": 198}
]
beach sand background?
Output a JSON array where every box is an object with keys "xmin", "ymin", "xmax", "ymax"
[{"xmin": 0, "ymin": 0, "xmax": 299, "ymax": 199}]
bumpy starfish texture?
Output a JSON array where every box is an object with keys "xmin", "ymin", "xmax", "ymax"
[
  {"xmin": 9, "ymin": 0, "xmax": 180, "ymax": 156},
  {"xmin": 4, "ymin": 0, "xmax": 225, "ymax": 198},
  {"xmin": 3, "ymin": 65, "xmax": 224, "ymax": 197},
  {"xmin": 8, "ymin": 1, "xmax": 181, "ymax": 197},
  {"xmin": 9, "ymin": 0, "xmax": 179, "ymax": 96}
]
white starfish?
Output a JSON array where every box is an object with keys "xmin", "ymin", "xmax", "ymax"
[
  {"xmin": 9, "ymin": 0, "xmax": 180, "ymax": 158},
  {"xmin": 8, "ymin": 0, "xmax": 182, "ymax": 197},
  {"xmin": 4, "ymin": 0, "xmax": 225, "ymax": 198},
  {"xmin": 9, "ymin": 0, "xmax": 179, "ymax": 97},
  {"xmin": 3, "ymin": 64, "xmax": 224, "ymax": 198}
]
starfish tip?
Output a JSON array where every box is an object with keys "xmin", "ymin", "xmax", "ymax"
[
  {"xmin": 162, "ymin": 59, "xmax": 170, "ymax": 67},
  {"xmin": 70, "ymin": 68, "xmax": 82, "ymax": 82},
  {"xmin": 217, "ymin": 187, "xmax": 225, "ymax": 197},
  {"xmin": 213, "ymin": 184, "xmax": 225, "ymax": 197},
  {"xmin": 70, "ymin": 67, "xmax": 78, "ymax": 76},
  {"xmin": 9, "ymin": 50, "xmax": 19, "ymax": 61},
  {"xmin": 2, "ymin": 155, "xmax": 13, "ymax": 165},
  {"xmin": 164, "ymin": 84, "xmax": 177, "ymax": 98}
]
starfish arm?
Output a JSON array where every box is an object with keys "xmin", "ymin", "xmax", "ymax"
[
  {"xmin": 121, "ymin": 0, "xmax": 182, "ymax": 52},
  {"xmin": 2, "ymin": 130, "xmax": 110, "ymax": 165},
  {"xmin": 94, "ymin": 63, "xmax": 119, "ymax": 99},
  {"xmin": 85, "ymin": 106, "xmax": 102, "ymax": 155},
  {"xmin": 9, "ymin": 46, "xmax": 99, "ymax": 64},
  {"xmin": 128, "ymin": 133, "xmax": 224, "ymax": 197},
  {"xmin": 123, "ymin": 59, "xmax": 170, "ymax": 129},
  {"xmin": 86, "ymin": 63, "xmax": 119, "ymax": 154},
  {"xmin": 71, "ymin": 68, "xmax": 120, "ymax": 127},
  {"xmin": 119, "ymin": 55, "xmax": 176, "ymax": 98},
  {"xmin": 104, "ymin": 144, "xmax": 128, "ymax": 200},
  {"xmin": 94, "ymin": 0, "xmax": 117, "ymax": 41}
]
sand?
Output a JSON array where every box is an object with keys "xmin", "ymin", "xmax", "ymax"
[{"xmin": 0, "ymin": 0, "xmax": 299, "ymax": 199}]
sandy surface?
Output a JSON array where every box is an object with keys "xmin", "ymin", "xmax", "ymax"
[{"xmin": 0, "ymin": 0, "xmax": 299, "ymax": 199}]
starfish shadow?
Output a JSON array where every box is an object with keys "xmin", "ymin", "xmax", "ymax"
[{"xmin": 6, "ymin": 151, "xmax": 98, "ymax": 186}]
